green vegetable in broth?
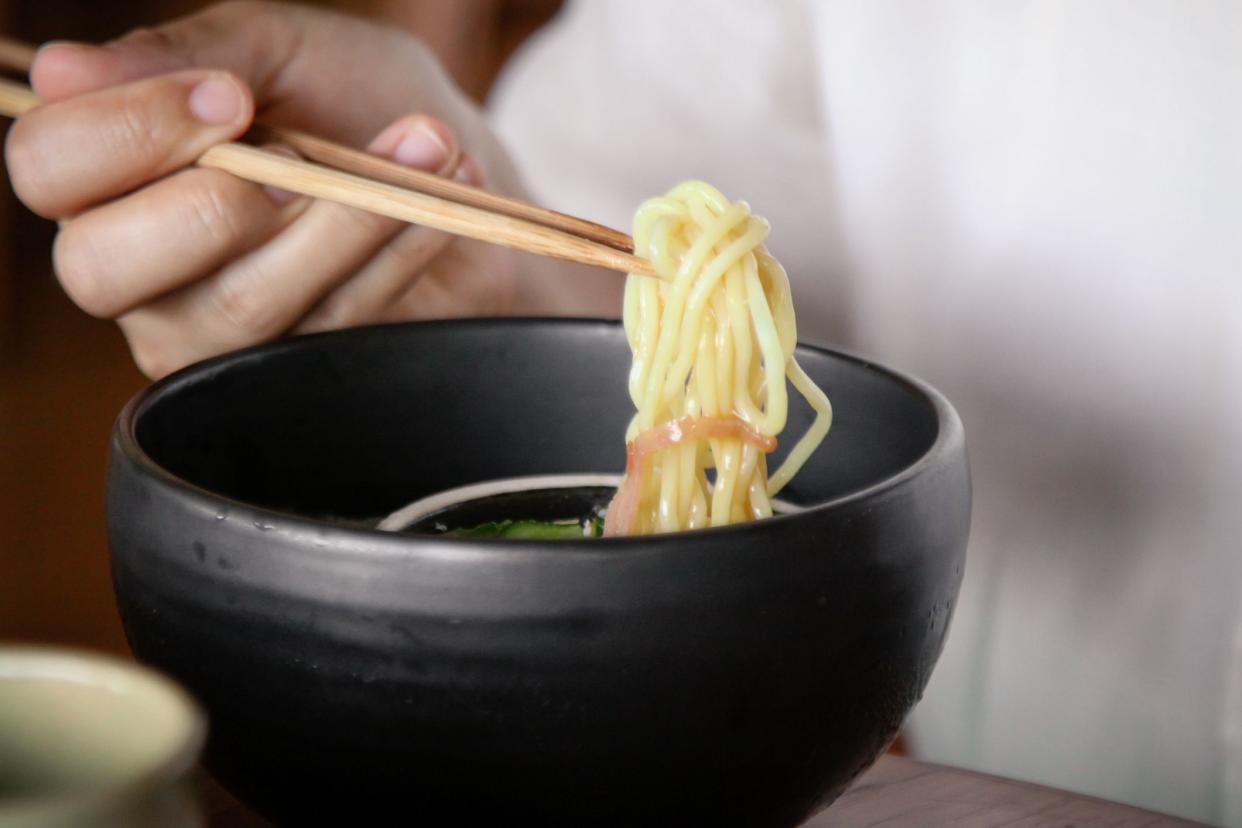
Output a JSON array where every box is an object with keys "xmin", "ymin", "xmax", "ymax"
[{"xmin": 445, "ymin": 516, "xmax": 604, "ymax": 540}]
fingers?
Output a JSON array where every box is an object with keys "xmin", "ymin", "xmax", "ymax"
[
  {"xmin": 295, "ymin": 154, "xmax": 507, "ymax": 333},
  {"xmin": 31, "ymin": 40, "xmax": 180, "ymax": 102},
  {"xmin": 294, "ymin": 210, "xmax": 455, "ymax": 334},
  {"xmin": 365, "ymin": 113, "xmax": 460, "ymax": 176},
  {"xmin": 29, "ymin": 2, "xmax": 457, "ymax": 152},
  {"xmin": 119, "ymin": 195, "xmax": 406, "ymax": 376},
  {"xmin": 7, "ymin": 68, "xmax": 253, "ymax": 219},
  {"xmin": 116, "ymin": 115, "xmax": 460, "ymax": 377},
  {"xmin": 294, "ymin": 122, "xmax": 485, "ymax": 333},
  {"xmin": 53, "ymin": 166, "xmax": 295, "ymax": 318},
  {"xmin": 31, "ymin": 2, "xmax": 306, "ymax": 102}
]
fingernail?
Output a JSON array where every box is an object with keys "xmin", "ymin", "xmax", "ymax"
[
  {"xmin": 264, "ymin": 185, "xmax": 300, "ymax": 206},
  {"xmin": 189, "ymin": 76, "xmax": 241, "ymax": 125},
  {"xmin": 260, "ymin": 144, "xmax": 302, "ymax": 205},
  {"xmin": 391, "ymin": 122, "xmax": 450, "ymax": 169},
  {"xmin": 455, "ymin": 155, "xmax": 484, "ymax": 187}
]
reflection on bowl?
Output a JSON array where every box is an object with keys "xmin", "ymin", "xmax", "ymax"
[{"xmin": 107, "ymin": 318, "xmax": 969, "ymax": 826}]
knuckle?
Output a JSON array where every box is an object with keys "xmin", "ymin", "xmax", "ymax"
[
  {"xmin": 333, "ymin": 203, "xmax": 395, "ymax": 238},
  {"xmin": 184, "ymin": 172, "xmax": 247, "ymax": 249},
  {"xmin": 52, "ymin": 226, "xmax": 112, "ymax": 318},
  {"xmin": 391, "ymin": 226, "xmax": 447, "ymax": 270},
  {"xmin": 211, "ymin": 268, "xmax": 279, "ymax": 336},
  {"xmin": 305, "ymin": 296, "xmax": 353, "ymax": 333},
  {"xmin": 210, "ymin": 1, "xmax": 283, "ymax": 39},
  {"xmin": 118, "ymin": 25, "xmax": 183, "ymax": 55},
  {"xmin": 128, "ymin": 336, "xmax": 178, "ymax": 380},
  {"xmin": 6, "ymin": 119, "xmax": 60, "ymax": 218},
  {"xmin": 106, "ymin": 97, "xmax": 167, "ymax": 169}
]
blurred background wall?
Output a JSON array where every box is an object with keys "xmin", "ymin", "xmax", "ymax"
[{"xmin": 0, "ymin": 0, "xmax": 560, "ymax": 654}]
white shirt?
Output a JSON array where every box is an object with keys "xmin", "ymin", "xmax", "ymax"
[{"xmin": 489, "ymin": 2, "xmax": 1242, "ymax": 823}]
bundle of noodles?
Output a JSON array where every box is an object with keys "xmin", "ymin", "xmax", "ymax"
[{"xmin": 604, "ymin": 181, "xmax": 833, "ymax": 536}]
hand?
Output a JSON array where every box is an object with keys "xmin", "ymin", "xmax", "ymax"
[{"xmin": 6, "ymin": 1, "xmax": 617, "ymax": 378}]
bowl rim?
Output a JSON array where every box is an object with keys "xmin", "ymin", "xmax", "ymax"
[
  {"xmin": 112, "ymin": 317, "xmax": 965, "ymax": 552},
  {"xmin": 0, "ymin": 645, "xmax": 206, "ymax": 822}
]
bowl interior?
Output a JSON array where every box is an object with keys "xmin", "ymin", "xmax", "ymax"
[
  {"xmin": 0, "ymin": 648, "xmax": 202, "ymax": 801},
  {"xmin": 131, "ymin": 319, "xmax": 939, "ymax": 525},
  {"xmin": 111, "ymin": 319, "xmax": 967, "ymax": 826}
]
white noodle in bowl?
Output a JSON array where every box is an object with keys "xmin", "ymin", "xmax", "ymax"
[{"xmin": 378, "ymin": 473, "xmax": 805, "ymax": 534}]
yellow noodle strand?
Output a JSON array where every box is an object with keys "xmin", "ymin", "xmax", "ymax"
[{"xmin": 617, "ymin": 181, "xmax": 832, "ymax": 533}]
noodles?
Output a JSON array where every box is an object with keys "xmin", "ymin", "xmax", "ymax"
[{"xmin": 604, "ymin": 182, "xmax": 833, "ymax": 536}]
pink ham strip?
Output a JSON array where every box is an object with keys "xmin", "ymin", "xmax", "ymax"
[{"xmin": 603, "ymin": 415, "xmax": 778, "ymax": 537}]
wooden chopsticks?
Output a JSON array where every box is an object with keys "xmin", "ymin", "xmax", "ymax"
[{"xmin": 0, "ymin": 36, "xmax": 657, "ymax": 278}]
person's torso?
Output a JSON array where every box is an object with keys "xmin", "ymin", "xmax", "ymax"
[{"xmin": 489, "ymin": 3, "xmax": 1242, "ymax": 823}]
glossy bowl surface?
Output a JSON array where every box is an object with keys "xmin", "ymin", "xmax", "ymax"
[{"xmin": 107, "ymin": 318, "xmax": 969, "ymax": 826}]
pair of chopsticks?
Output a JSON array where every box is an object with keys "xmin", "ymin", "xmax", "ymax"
[{"xmin": 0, "ymin": 36, "xmax": 657, "ymax": 278}]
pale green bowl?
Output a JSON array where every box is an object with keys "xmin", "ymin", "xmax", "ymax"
[{"xmin": 0, "ymin": 647, "xmax": 206, "ymax": 828}]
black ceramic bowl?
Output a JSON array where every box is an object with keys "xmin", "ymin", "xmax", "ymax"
[{"xmin": 106, "ymin": 319, "xmax": 969, "ymax": 827}]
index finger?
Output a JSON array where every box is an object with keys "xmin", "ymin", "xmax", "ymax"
[
  {"xmin": 7, "ymin": 68, "xmax": 253, "ymax": 219},
  {"xmin": 31, "ymin": 2, "xmax": 306, "ymax": 103}
]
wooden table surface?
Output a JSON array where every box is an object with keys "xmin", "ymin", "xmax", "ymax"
[{"xmin": 199, "ymin": 755, "xmax": 1203, "ymax": 827}]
